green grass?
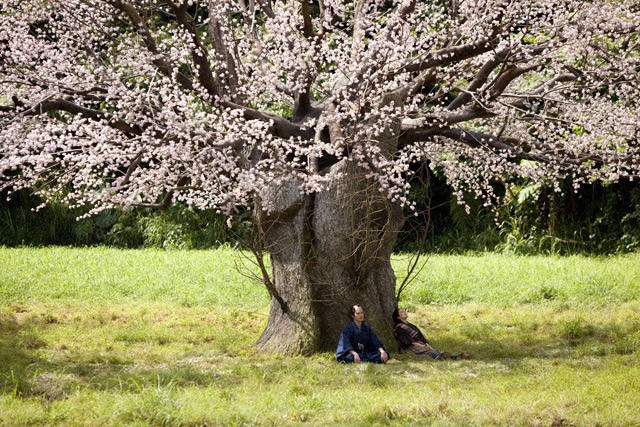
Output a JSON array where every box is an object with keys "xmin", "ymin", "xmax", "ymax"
[
  {"xmin": 394, "ymin": 252, "xmax": 640, "ymax": 306},
  {"xmin": 1, "ymin": 247, "xmax": 640, "ymax": 426},
  {"xmin": 0, "ymin": 247, "xmax": 267, "ymax": 308}
]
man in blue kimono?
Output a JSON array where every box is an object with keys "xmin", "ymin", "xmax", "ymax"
[{"xmin": 336, "ymin": 305, "xmax": 389, "ymax": 363}]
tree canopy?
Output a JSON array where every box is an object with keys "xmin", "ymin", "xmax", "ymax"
[{"xmin": 2, "ymin": 0, "xmax": 639, "ymax": 217}]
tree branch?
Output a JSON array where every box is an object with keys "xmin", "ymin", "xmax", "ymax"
[
  {"xmin": 6, "ymin": 96, "xmax": 256, "ymax": 155},
  {"xmin": 387, "ymin": 70, "xmax": 437, "ymax": 103},
  {"xmin": 167, "ymin": 0, "xmax": 220, "ymax": 98},
  {"xmin": 300, "ymin": 0, "xmax": 315, "ymax": 39},
  {"xmin": 109, "ymin": 150, "xmax": 144, "ymax": 191},
  {"xmin": 447, "ymin": 47, "xmax": 511, "ymax": 110},
  {"xmin": 290, "ymin": 0, "xmax": 319, "ymax": 119},
  {"xmin": 14, "ymin": 97, "xmax": 144, "ymax": 135},
  {"xmin": 255, "ymin": 0, "xmax": 275, "ymax": 18},
  {"xmin": 444, "ymin": 105, "xmax": 496, "ymax": 125},
  {"xmin": 401, "ymin": 37, "xmax": 498, "ymax": 73},
  {"xmin": 220, "ymin": 100, "xmax": 315, "ymax": 141},
  {"xmin": 401, "ymin": 125, "xmax": 606, "ymax": 168},
  {"xmin": 109, "ymin": 0, "xmax": 194, "ymax": 92},
  {"xmin": 488, "ymin": 63, "xmax": 544, "ymax": 101},
  {"xmin": 508, "ymin": 73, "xmax": 578, "ymax": 110},
  {"xmin": 131, "ymin": 176, "xmax": 189, "ymax": 210},
  {"xmin": 438, "ymin": 127, "xmax": 541, "ymax": 159}
]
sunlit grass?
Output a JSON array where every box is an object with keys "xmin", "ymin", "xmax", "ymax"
[
  {"xmin": 0, "ymin": 246, "xmax": 267, "ymax": 308},
  {"xmin": 394, "ymin": 252, "xmax": 640, "ymax": 306},
  {"xmin": 1, "ymin": 247, "xmax": 639, "ymax": 426}
]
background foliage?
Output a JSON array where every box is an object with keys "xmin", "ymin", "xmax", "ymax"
[
  {"xmin": 0, "ymin": 189, "xmax": 233, "ymax": 249},
  {"xmin": 3, "ymin": 173, "xmax": 639, "ymax": 254},
  {"xmin": 397, "ymin": 171, "xmax": 640, "ymax": 255}
]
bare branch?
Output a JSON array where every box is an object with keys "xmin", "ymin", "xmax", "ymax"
[{"xmin": 250, "ymin": 222, "xmax": 289, "ymax": 313}]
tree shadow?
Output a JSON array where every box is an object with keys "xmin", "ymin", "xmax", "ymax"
[
  {"xmin": 412, "ymin": 321, "xmax": 637, "ymax": 365},
  {"xmin": 0, "ymin": 312, "xmax": 44, "ymax": 396},
  {"xmin": 3, "ymin": 304, "xmax": 637, "ymax": 402},
  {"xmin": 0, "ymin": 308, "xmax": 254, "ymax": 400},
  {"xmin": 385, "ymin": 314, "xmax": 639, "ymax": 368}
]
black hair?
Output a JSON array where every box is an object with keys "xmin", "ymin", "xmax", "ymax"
[
  {"xmin": 351, "ymin": 305, "xmax": 362, "ymax": 318},
  {"xmin": 392, "ymin": 308, "xmax": 400, "ymax": 325}
]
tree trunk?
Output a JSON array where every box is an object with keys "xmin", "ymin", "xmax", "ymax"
[{"xmin": 255, "ymin": 160, "xmax": 405, "ymax": 355}]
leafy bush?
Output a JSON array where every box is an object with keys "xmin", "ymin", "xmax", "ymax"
[
  {"xmin": 397, "ymin": 172, "xmax": 640, "ymax": 255},
  {"xmin": 0, "ymin": 189, "xmax": 232, "ymax": 249}
]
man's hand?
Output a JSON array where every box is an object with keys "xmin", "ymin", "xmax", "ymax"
[
  {"xmin": 380, "ymin": 348, "xmax": 388, "ymax": 363},
  {"xmin": 352, "ymin": 351, "xmax": 361, "ymax": 363}
]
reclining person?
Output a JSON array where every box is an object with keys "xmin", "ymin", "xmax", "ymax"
[{"xmin": 393, "ymin": 308, "xmax": 469, "ymax": 360}]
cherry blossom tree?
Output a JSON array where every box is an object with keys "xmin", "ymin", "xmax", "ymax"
[{"xmin": 1, "ymin": 0, "xmax": 639, "ymax": 354}]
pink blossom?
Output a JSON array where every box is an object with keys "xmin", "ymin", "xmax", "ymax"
[{"xmin": 0, "ymin": 0, "xmax": 638, "ymax": 217}]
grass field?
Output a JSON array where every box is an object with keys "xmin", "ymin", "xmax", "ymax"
[{"xmin": 1, "ymin": 247, "xmax": 639, "ymax": 426}]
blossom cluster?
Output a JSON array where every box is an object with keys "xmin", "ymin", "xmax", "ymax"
[{"xmin": 1, "ymin": 0, "xmax": 638, "ymax": 219}]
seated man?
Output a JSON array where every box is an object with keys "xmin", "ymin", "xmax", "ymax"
[
  {"xmin": 336, "ymin": 305, "xmax": 389, "ymax": 363},
  {"xmin": 393, "ymin": 308, "xmax": 470, "ymax": 360}
]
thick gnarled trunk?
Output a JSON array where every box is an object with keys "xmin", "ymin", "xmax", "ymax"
[{"xmin": 255, "ymin": 160, "xmax": 404, "ymax": 355}]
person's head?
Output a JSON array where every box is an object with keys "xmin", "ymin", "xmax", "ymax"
[
  {"xmin": 393, "ymin": 308, "xmax": 408, "ymax": 324},
  {"xmin": 351, "ymin": 305, "xmax": 365, "ymax": 324}
]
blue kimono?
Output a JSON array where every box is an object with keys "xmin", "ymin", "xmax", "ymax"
[{"xmin": 336, "ymin": 321, "xmax": 388, "ymax": 363}]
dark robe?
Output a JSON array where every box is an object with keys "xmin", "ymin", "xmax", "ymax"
[
  {"xmin": 393, "ymin": 321, "xmax": 447, "ymax": 359},
  {"xmin": 336, "ymin": 321, "xmax": 388, "ymax": 363}
]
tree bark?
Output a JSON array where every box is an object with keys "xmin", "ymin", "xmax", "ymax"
[{"xmin": 255, "ymin": 160, "xmax": 405, "ymax": 355}]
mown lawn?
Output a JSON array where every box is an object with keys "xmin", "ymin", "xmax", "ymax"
[{"xmin": 1, "ymin": 247, "xmax": 639, "ymax": 426}]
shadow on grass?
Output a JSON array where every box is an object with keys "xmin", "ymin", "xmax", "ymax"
[
  {"xmin": 0, "ymin": 312, "xmax": 46, "ymax": 396},
  {"xmin": 0, "ymin": 310, "xmax": 257, "ymax": 401},
  {"xmin": 2, "ymin": 305, "xmax": 638, "ymax": 404},
  {"xmin": 0, "ymin": 311, "xmax": 104, "ymax": 400},
  {"xmin": 418, "ymin": 316, "xmax": 639, "ymax": 364},
  {"xmin": 424, "ymin": 330, "xmax": 640, "ymax": 370}
]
